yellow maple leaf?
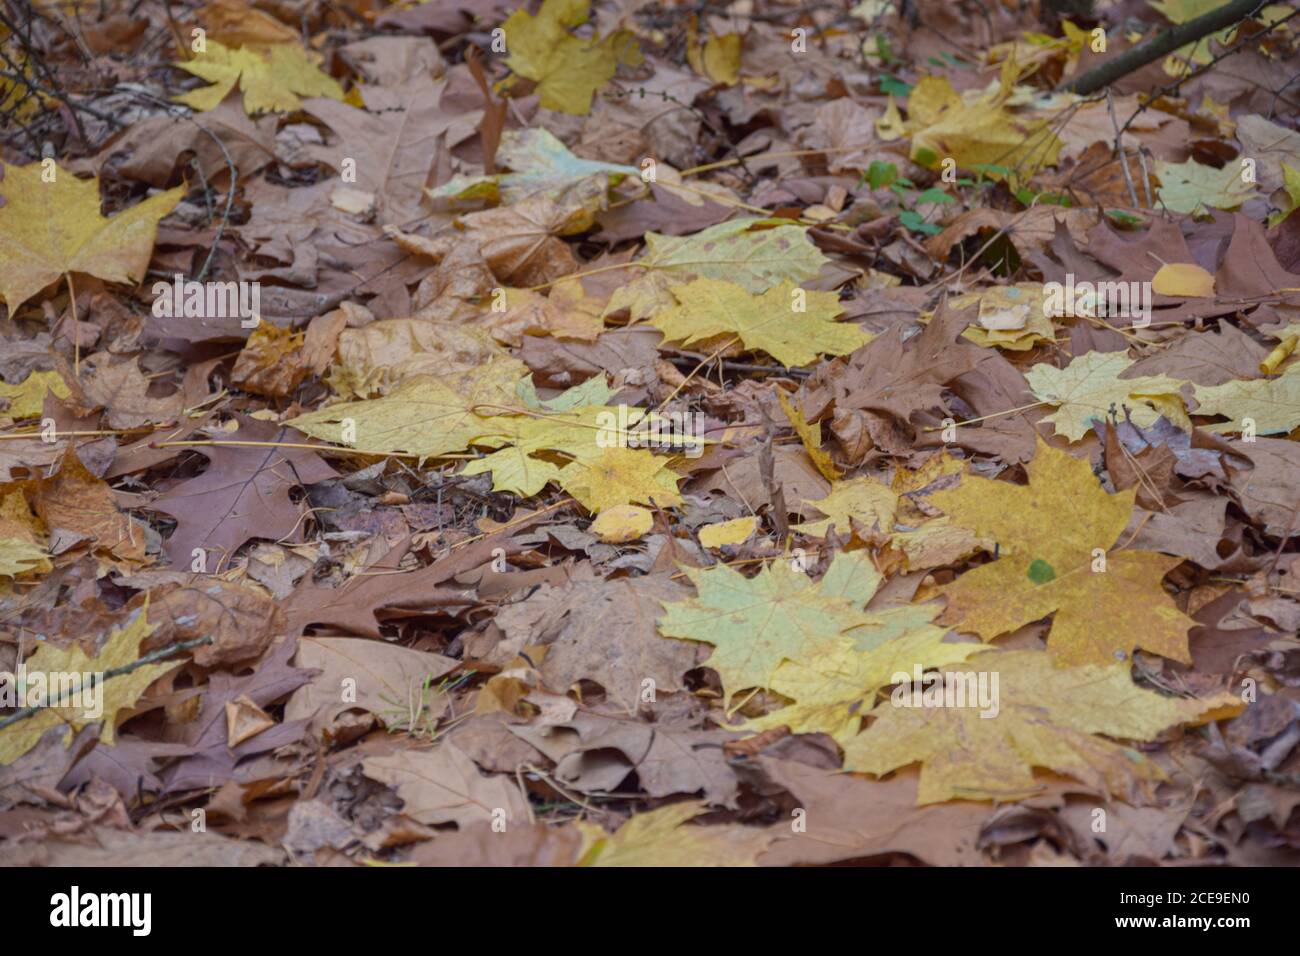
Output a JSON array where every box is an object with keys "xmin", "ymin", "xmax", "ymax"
[
  {"xmin": 793, "ymin": 476, "xmax": 898, "ymax": 536},
  {"xmin": 557, "ymin": 446, "xmax": 682, "ymax": 513},
  {"xmin": 1025, "ymin": 350, "xmax": 1190, "ymax": 441},
  {"xmin": 0, "ymin": 601, "xmax": 182, "ymax": 765},
  {"xmin": 0, "ymin": 163, "xmax": 183, "ymax": 313},
  {"xmin": 844, "ymin": 648, "xmax": 1240, "ymax": 804},
  {"xmin": 604, "ymin": 220, "xmax": 832, "ymax": 320},
  {"xmin": 651, "ymin": 278, "xmax": 868, "ymax": 367},
  {"xmin": 906, "ymin": 74, "xmax": 1062, "ymax": 178},
  {"xmin": 174, "ymin": 40, "xmax": 344, "ymax": 114},
  {"xmin": 577, "ymin": 801, "xmax": 774, "ymax": 866},
  {"xmin": 743, "ymin": 614, "xmax": 981, "ymax": 743},
  {"xmin": 463, "ymin": 401, "xmax": 630, "ymax": 496},
  {"xmin": 457, "ymin": 378, "xmax": 704, "ymax": 500},
  {"xmin": 1192, "ymin": 362, "xmax": 1300, "ymax": 435},
  {"xmin": 500, "ymin": 0, "xmax": 641, "ymax": 115},
  {"xmin": 287, "ymin": 356, "xmax": 528, "ymax": 459},
  {"xmin": 929, "ymin": 439, "xmax": 1195, "ymax": 667}
]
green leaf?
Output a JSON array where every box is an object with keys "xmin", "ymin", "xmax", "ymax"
[
  {"xmin": 899, "ymin": 209, "xmax": 941, "ymax": 235},
  {"xmin": 867, "ymin": 160, "xmax": 898, "ymax": 189},
  {"xmin": 913, "ymin": 187, "xmax": 955, "ymax": 205},
  {"xmin": 879, "ymin": 74, "xmax": 912, "ymax": 96}
]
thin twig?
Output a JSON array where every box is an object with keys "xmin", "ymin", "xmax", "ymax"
[{"xmin": 0, "ymin": 635, "xmax": 213, "ymax": 732}]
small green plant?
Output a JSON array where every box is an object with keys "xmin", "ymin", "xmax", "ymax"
[
  {"xmin": 378, "ymin": 669, "xmax": 477, "ymax": 739},
  {"xmin": 858, "ymin": 161, "xmax": 954, "ymax": 236}
]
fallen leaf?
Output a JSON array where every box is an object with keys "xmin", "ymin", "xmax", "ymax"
[
  {"xmin": 500, "ymin": 0, "xmax": 640, "ymax": 114},
  {"xmin": 843, "ymin": 648, "xmax": 1239, "ymax": 804},
  {"xmin": 149, "ymin": 416, "xmax": 337, "ymax": 571},
  {"xmin": 0, "ymin": 601, "xmax": 182, "ymax": 765},
  {"xmin": 286, "ymin": 637, "xmax": 459, "ymax": 739},
  {"xmin": 698, "ymin": 516, "xmax": 757, "ymax": 548},
  {"xmin": 0, "ymin": 370, "xmax": 68, "ymax": 420},
  {"xmin": 0, "ymin": 163, "xmax": 182, "ymax": 313},
  {"xmin": 1152, "ymin": 262, "xmax": 1216, "ymax": 297},
  {"xmin": 658, "ymin": 551, "xmax": 887, "ymax": 696},
  {"xmin": 1025, "ymin": 350, "xmax": 1190, "ymax": 442},
  {"xmin": 362, "ymin": 741, "xmax": 529, "ymax": 828},
  {"xmin": 931, "ymin": 439, "xmax": 1196, "ymax": 666},
  {"xmin": 590, "ymin": 503, "xmax": 653, "ymax": 542},
  {"xmin": 174, "ymin": 40, "xmax": 344, "ymax": 114},
  {"xmin": 1156, "ymin": 158, "xmax": 1255, "ymax": 215},
  {"xmin": 651, "ymin": 278, "xmax": 866, "ymax": 367},
  {"xmin": 1192, "ymin": 362, "xmax": 1300, "ymax": 435},
  {"xmin": 576, "ymin": 801, "xmax": 774, "ymax": 866}
]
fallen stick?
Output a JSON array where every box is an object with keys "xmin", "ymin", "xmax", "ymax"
[{"xmin": 1058, "ymin": 0, "xmax": 1268, "ymax": 95}]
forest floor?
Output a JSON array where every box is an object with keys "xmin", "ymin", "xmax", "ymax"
[{"xmin": 1, "ymin": 0, "xmax": 1300, "ymax": 867}]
